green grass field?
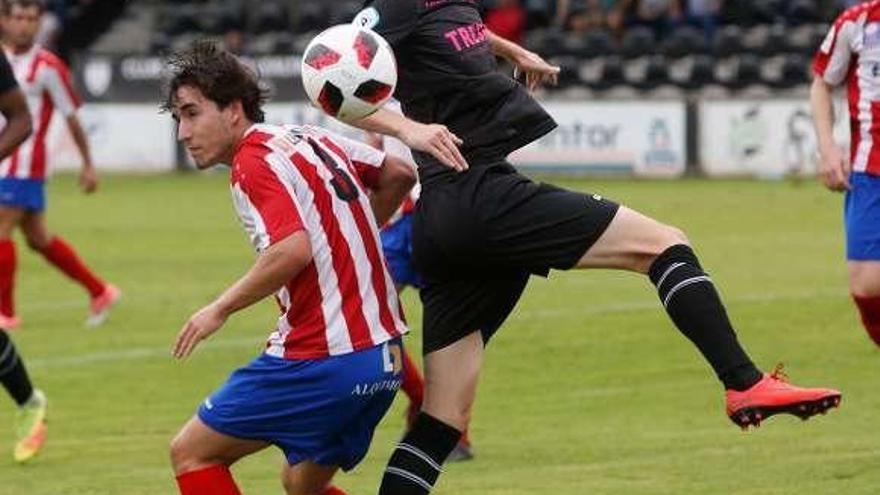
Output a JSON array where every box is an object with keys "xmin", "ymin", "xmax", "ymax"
[{"xmin": 0, "ymin": 173, "xmax": 876, "ymax": 494}]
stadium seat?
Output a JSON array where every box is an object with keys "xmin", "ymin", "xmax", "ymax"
[
  {"xmin": 725, "ymin": 54, "xmax": 762, "ymax": 89},
  {"xmin": 787, "ymin": 0, "xmax": 820, "ymax": 25},
  {"xmin": 670, "ymin": 55, "xmax": 715, "ymax": 89},
  {"xmin": 547, "ymin": 55, "xmax": 580, "ymax": 88},
  {"xmin": 165, "ymin": 8, "xmax": 200, "ymax": 36},
  {"xmin": 595, "ymin": 56, "xmax": 625, "ymax": 90},
  {"xmin": 662, "ymin": 26, "xmax": 708, "ymax": 58},
  {"xmin": 712, "ymin": 25, "xmax": 744, "ymax": 58},
  {"xmin": 294, "ymin": 3, "xmax": 329, "ymax": 33},
  {"xmin": 581, "ymin": 30, "xmax": 616, "ymax": 59},
  {"xmin": 252, "ymin": 2, "xmax": 290, "ymax": 35},
  {"xmin": 620, "ymin": 26, "xmax": 655, "ymax": 59},
  {"xmin": 625, "ymin": 55, "xmax": 668, "ymax": 90},
  {"xmin": 149, "ymin": 32, "xmax": 171, "ymax": 55},
  {"xmin": 779, "ymin": 53, "xmax": 810, "ymax": 88}
]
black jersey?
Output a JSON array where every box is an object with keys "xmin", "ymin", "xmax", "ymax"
[
  {"xmin": 355, "ymin": 0, "xmax": 556, "ymax": 183},
  {"xmin": 0, "ymin": 54, "xmax": 18, "ymax": 95}
]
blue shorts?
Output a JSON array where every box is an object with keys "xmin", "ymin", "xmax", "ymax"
[
  {"xmin": 381, "ymin": 213, "xmax": 421, "ymax": 289},
  {"xmin": 845, "ymin": 172, "xmax": 880, "ymax": 260},
  {"xmin": 198, "ymin": 338, "xmax": 403, "ymax": 470},
  {"xmin": 0, "ymin": 178, "xmax": 45, "ymax": 212}
]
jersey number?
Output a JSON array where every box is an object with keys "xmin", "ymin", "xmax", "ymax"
[{"xmin": 307, "ymin": 139, "xmax": 360, "ymax": 202}]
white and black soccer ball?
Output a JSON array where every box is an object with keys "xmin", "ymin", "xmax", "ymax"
[{"xmin": 301, "ymin": 24, "xmax": 397, "ymax": 121}]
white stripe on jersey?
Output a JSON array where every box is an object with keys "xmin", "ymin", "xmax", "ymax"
[
  {"xmin": 264, "ymin": 151, "xmax": 355, "ymax": 355},
  {"xmin": 297, "ymin": 140, "xmax": 391, "ymax": 348}
]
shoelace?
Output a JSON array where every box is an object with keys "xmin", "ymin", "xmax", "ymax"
[{"xmin": 770, "ymin": 362, "xmax": 789, "ymax": 382}]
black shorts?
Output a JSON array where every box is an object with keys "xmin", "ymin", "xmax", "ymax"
[{"xmin": 412, "ymin": 161, "xmax": 619, "ymax": 354}]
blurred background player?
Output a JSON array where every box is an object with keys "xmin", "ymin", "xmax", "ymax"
[
  {"xmin": 364, "ymin": 105, "xmax": 474, "ymax": 462},
  {"xmin": 810, "ymin": 0, "xmax": 880, "ymax": 347},
  {"xmin": 0, "ymin": 45, "xmax": 48, "ymax": 463},
  {"xmin": 0, "ymin": 0, "xmax": 119, "ymax": 330},
  {"xmin": 165, "ymin": 41, "xmax": 417, "ymax": 495}
]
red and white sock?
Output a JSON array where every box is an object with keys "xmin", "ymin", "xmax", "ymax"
[
  {"xmin": 321, "ymin": 487, "xmax": 348, "ymax": 495},
  {"xmin": 853, "ymin": 295, "xmax": 880, "ymax": 347},
  {"xmin": 175, "ymin": 465, "xmax": 242, "ymax": 495},
  {"xmin": 40, "ymin": 236, "xmax": 105, "ymax": 298},
  {"xmin": 0, "ymin": 239, "xmax": 16, "ymax": 317}
]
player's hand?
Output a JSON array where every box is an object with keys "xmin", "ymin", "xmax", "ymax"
[
  {"xmin": 818, "ymin": 145, "xmax": 850, "ymax": 192},
  {"xmin": 512, "ymin": 50, "xmax": 560, "ymax": 91},
  {"xmin": 79, "ymin": 165, "xmax": 98, "ymax": 194},
  {"xmin": 173, "ymin": 303, "xmax": 228, "ymax": 359},
  {"xmin": 400, "ymin": 122, "xmax": 468, "ymax": 172}
]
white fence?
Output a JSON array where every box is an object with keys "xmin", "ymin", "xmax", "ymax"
[{"xmin": 46, "ymin": 97, "xmax": 848, "ymax": 177}]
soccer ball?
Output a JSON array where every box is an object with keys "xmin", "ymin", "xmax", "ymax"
[{"xmin": 301, "ymin": 24, "xmax": 397, "ymax": 121}]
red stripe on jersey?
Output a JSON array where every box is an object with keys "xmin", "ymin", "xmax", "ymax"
[
  {"xmin": 283, "ymin": 263, "xmax": 330, "ymax": 358},
  {"xmin": 848, "ymin": 63, "xmax": 862, "ymax": 168},
  {"xmin": 320, "ymin": 137, "xmax": 398, "ymax": 340},
  {"xmin": 25, "ymin": 52, "xmax": 40, "ymax": 83},
  {"xmin": 30, "ymin": 92, "xmax": 53, "ymax": 180},
  {"xmin": 233, "ymin": 143, "xmax": 305, "ymax": 245},
  {"xmin": 8, "ymin": 149, "xmax": 18, "ymax": 177},
  {"xmin": 353, "ymin": 161, "xmax": 381, "ymax": 189},
  {"xmin": 291, "ymin": 151, "xmax": 375, "ymax": 351},
  {"xmin": 868, "ymin": 100, "xmax": 880, "ymax": 174}
]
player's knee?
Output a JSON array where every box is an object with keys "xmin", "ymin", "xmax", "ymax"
[
  {"xmin": 280, "ymin": 474, "xmax": 322, "ymax": 495},
  {"xmin": 24, "ymin": 235, "xmax": 47, "ymax": 252},
  {"xmin": 169, "ymin": 434, "xmax": 210, "ymax": 475},
  {"xmin": 848, "ymin": 267, "xmax": 880, "ymax": 297}
]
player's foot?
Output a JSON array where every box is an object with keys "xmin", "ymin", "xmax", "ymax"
[
  {"xmin": 0, "ymin": 313, "xmax": 21, "ymax": 331},
  {"xmin": 87, "ymin": 284, "xmax": 121, "ymax": 327},
  {"xmin": 726, "ymin": 364, "xmax": 841, "ymax": 430},
  {"xmin": 446, "ymin": 438, "xmax": 474, "ymax": 463},
  {"xmin": 13, "ymin": 389, "xmax": 47, "ymax": 463}
]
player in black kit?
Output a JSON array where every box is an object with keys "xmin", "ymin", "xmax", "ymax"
[{"xmin": 346, "ymin": 1, "xmax": 843, "ymax": 493}]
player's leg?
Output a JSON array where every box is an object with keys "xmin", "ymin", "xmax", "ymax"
[
  {"xmin": 379, "ymin": 331, "xmax": 481, "ymax": 495},
  {"xmin": 281, "ymin": 461, "xmax": 342, "ymax": 495},
  {"xmin": 843, "ymin": 172, "xmax": 880, "ymax": 346},
  {"xmin": 170, "ymin": 415, "xmax": 269, "ymax": 495},
  {"xmin": 576, "ymin": 205, "xmax": 840, "ymax": 426},
  {"xmin": 0, "ymin": 329, "xmax": 47, "ymax": 462},
  {"xmin": 0, "ymin": 206, "xmax": 24, "ymax": 327},
  {"xmin": 21, "ymin": 211, "xmax": 120, "ymax": 325},
  {"xmin": 849, "ymin": 261, "xmax": 880, "ymax": 346}
]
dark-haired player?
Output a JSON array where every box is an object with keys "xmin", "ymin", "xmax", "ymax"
[
  {"xmin": 163, "ymin": 41, "xmax": 419, "ymax": 495},
  {"xmin": 338, "ymin": 1, "xmax": 844, "ymax": 493}
]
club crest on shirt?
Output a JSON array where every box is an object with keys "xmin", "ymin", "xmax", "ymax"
[{"xmin": 353, "ymin": 7, "xmax": 379, "ymax": 29}]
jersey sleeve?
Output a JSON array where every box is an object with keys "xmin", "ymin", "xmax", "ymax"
[
  {"xmin": 813, "ymin": 13, "xmax": 859, "ymax": 86},
  {"xmin": 353, "ymin": 0, "xmax": 419, "ymax": 46},
  {"xmin": 231, "ymin": 150, "xmax": 306, "ymax": 252},
  {"xmin": 0, "ymin": 55, "xmax": 18, "ymax": 95},
  {"xmin": 41, "ymin": 60, "xmax": 81, "ymax": 117}
]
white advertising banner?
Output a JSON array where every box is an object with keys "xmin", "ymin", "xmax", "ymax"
[
  {"xmin": 699, "ymin": 98, "xmax": 850, "ymax": 177},
  {"xmin": 49, "ymin": 104, "xmax": 176, "ymax": 172},
  {"xmin": 265, "ymin": 101, "xmax": 687, "ymax": 177},
  {"xmin": 509, "ymin": 101, "xmax": 687, "ymax": 176}
]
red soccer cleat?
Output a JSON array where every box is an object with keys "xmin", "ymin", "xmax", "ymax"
[
  {"xmin": 87, "ymin": 284, "xmax": 121, "ymax": 327},
  {"xmin": 726, "ymin": 364, "xmax": 841, "ymax": 430}
]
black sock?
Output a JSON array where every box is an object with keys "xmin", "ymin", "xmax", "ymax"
[
  {"xmin": 0, "ymin": 330, "xmax": 33, "ymax": 406},
  {"xmin": 649, "ymin": 245, "xmax": 762, "ymax": 391},
  {"xmin": 378, "ymin": 412, "xmax": 461, "ymax": 495}
]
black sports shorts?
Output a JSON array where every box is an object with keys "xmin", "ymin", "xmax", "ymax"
[{"xmin": 412, "ymin": 161, "xmax": 619, "ymax": 354}]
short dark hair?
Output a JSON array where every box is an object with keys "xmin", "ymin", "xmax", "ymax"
[
  {"xmin": 1, "ymin": 0, "xmax": 45, "ymax": 14},
  {"xmin": 161, "ymin": 40, "xmax": 267, "ymax": 123}
]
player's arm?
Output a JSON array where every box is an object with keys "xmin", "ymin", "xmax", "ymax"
[
  {"xmin": 0, "ymin": 86, "xmax": 32, "ymax": 161},
  {"xmin": 65, "ymin": 114, "xmax": 97, "ymax": 193},
  {"xmin": 810, "ymin": 77, "xmax": 849, "ymax": 191},
  {"xmin": 487, "ymin": 30, "xmax": 559, "ymax": 91},
  {"xmin": 370, "ymin": 153, "xmax": 417, "ymax": 225},
  {"xmin": 352, "ymin": 107, "xmax": 468, "ymax": 171},
  {"xmin": 173, "ymin": 231, "xmax": 312, "ymax": 359},
  {"xmin": 811, "ymin": 14, "xmax": 855, "ymax": 192}
]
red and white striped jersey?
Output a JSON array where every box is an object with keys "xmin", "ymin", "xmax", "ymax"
[
  {"xmin": 231, "ymin": 123, "xmax": 407, "ymax": 359},
  {"xmin": 813, "ymin": 1, "xmax": 880, "ymax": 175},
  {"xmin": 381, "ymin": 133, "xmax": 420, "ymax": 227},
  {"xmin": 0, "ymin": 45, "xmax": 80, "ymax": 180}
]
